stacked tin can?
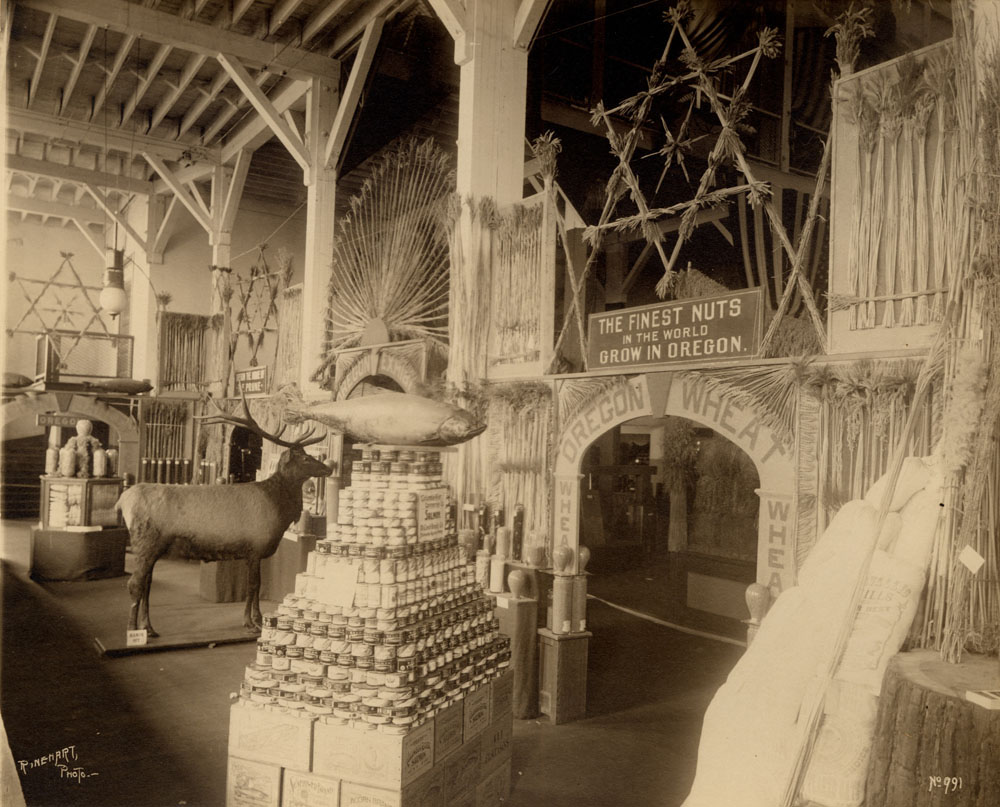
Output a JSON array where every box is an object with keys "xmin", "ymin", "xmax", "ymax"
[{"xmin": 237, "ymin": 444, "xmax": 511, "ymax": 736}]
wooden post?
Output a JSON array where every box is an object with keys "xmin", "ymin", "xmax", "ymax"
[
  {"xmin": 301, "ymin": 78, "xmax": 338, "ymax": 397},
  {"xmin": 454, "ymin": 0, "xmax": 530, "ymax": 206},
  {"xmin": 124, "ymin": 196, "xmax": 159, "ymax": 387}
]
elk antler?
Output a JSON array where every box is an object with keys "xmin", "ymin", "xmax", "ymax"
[{"xmin": 195, "ymin": 391, "xmax": 327, "ymax": 449}]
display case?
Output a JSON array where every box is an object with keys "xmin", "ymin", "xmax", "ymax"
[{"xmin": 40, "ymin": 476, "xmax": 123, "ymax": 529}]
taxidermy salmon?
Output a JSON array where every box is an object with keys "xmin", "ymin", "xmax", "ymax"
[
  {"xmin": 279, "ymin": 390, "xmax": 485, "ymax": 446},
  {"xmin": 82, "ymin": 378, "xmax": 153, "ymax": 394}
]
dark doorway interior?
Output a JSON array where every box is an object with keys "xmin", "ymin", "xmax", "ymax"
[{"xmin": 227, "ymin": 426, "xmax": 263, "ymax": 483}]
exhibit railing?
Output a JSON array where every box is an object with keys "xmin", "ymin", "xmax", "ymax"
[{"xmin": 34, "ymin": 330, "xmax": 134, "ymax": 386}]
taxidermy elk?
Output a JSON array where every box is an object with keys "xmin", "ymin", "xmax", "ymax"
[{"xmin": 116, "ymin": 396, "xmax": 332, "ymax": 636}]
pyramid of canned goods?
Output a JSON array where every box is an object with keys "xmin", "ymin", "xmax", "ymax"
[{"xmin": 229, "ymin": 446, "xmax": 513, "ymax": 807}]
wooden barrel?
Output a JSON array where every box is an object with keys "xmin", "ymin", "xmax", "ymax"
[{"xmin": 864, "ymin": 649, "xmax": 1000, "ymax": 806}]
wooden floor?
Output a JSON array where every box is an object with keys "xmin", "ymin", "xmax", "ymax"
[{"xmin": 1, "ymin": 520, "xmax": 745, "ymax": 807}]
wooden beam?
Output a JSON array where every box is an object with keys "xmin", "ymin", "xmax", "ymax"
[
  {"xmin": 8, "ymin": 107, "xmax": 209, "ymax": 163},
  {"xmin": 8, "ymin": 193, "xmax": 106, "ymax": 225},
  {"xmin": 181, "ymin": 70, "xmax": 235, "ymax": 140},
  {"xmin": 149, "ymin": 54, "xmax": 207, "ymax": 132},
  {"xmin": 744, "ymin": 159, "xmax": 828, "ymax": 196},
  {"xmin": 622, "ymin": 241, "xmax": 653, "ymax": 296},
  {"xmin": 20, "ymin": 0, "xmax": 340, "ymax": 82},
  {"xmin": 326, "ymin": 0, "xmax": 398, "ymax": 58},
  {"xmin": 301, "ymin": 0, "xmax": 353, "ymax": 45},
  {"xmin": 28, "ymin": 13, "xmax": 57, "ymax": 108},
  {"xmin": 182, "ymin": 0, "xmax": 212, "ymax": 19},
  {"xmin": 711, "ymin": 217, "xmax": 734, "ymax": 246},
  {"xmin": 149, "ymin": 159, "xmax": 221, "ymax": 195},
  {"xmin": 6, "ymin": 154, "xmax": 155, "ymax": 194},
  {"xmin": 152, "ymin": 195, "xmax": 182, "ymax": 254},
  {"xmin": 541, "ymin": 97, "xmax": 655, "ymax": 151},
  {"xmin": 186, "ymin": 180, "xmax": 213, "ymax": 223},
  {"xmin": 269, "ymin": 0, "xmax": 307, "ymax": 35},
  {"xmin": 60, "ymin": 24, "xmax": 97, "ymax": 113},
  {"xmin": 142, "ymin": 152, "xmax": 213, "ymax": 233},
  {"xmin": 779, "ymin": 0, "xmax": 795, "ymax": 172},
  {"xmin": 84, "ymin": 184, "xmax": 149, "ymax": 253},
  {"xmin": 231, "ymin": 0, "xmax": 257, "ymax": 25},
  {"xmin": 71, "ymin": 218, "xmax": 108, "ymax": 258},
  {"xmin": 200, "ymin": 73, "xmax": 270, "ymax": 146},
  {"xmin": 121, "ymin": 43, "xmax": 173, "ymax": 126},
  {"xmin": 90, "ymin": 33, "xmax": 138, "ymax": 122},
  {"xmin": 513, "ymin": 0, "xmax": 550, "ymax": 50},
  {"xmin": 324, "ymin": 17, "xmax": 384, "ymax": 170},
  {"xmin": 216, "ymin": 53, "xmax": 310, "ymax": 173},
  {"xmin": 219, "ymin": 149, "xmax": 251, "ymax": 232},
  {"xmin": 221, "ymin": 77, "xmax": 311, "ymax": 161},
  {"xmin": 169, "ymin": 0, "xmax": 262, "ymax": 137},
  {"xmin": 425, "ymin": 0, "xmax": 466, "ymax": 41}
]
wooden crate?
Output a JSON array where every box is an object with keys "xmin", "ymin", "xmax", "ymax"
[
  {"xmin": 312, "ymin": 719, "xmax": 434, "ymax": 790},
  {"xmin": 227, "ymin": 756, "xmax": 282, "ymax": 807},
  {"xmin": 228, "ymin": 703, "xmax": 313, "ymax": 772}
]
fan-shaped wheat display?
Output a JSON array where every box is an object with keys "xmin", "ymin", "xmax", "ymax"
[{"xmin": 321, "ymin": 138, "xmax": 454, "ymax": 359}]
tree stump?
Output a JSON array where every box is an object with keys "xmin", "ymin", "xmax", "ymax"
[{"xmin": 864, "ymin": 649, "xmax": 1000, "ymax": 806}]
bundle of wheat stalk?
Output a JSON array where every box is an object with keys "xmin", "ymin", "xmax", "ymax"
[
  {"xmin": 840, "ymin": 45, "xmax": 960, "ymax": 330},
  {"xmin": 275, "ymin": 286, "xmax": 302, "ymax": 388},
  {"xmin": 928, "ymin": 13, "xmax": 1000, "ymax": 660},
  {"xmin": 158, "ymin": 313, "xmax": 211, "ymax": 392},
  {"xmin": 142, "ymin": 399, "xmax": 188, "ymax": 459},
  {"xmin": 440, "ymin": 195, "xmax": 497, "ymax": 508},
  {"xmin": 801, "ymin": 359, "xmax": 933, "ymax": 533},
  {"xmin": 484, "ymin": 383, "xmax": 553, "ymax": 549},
  {"xmin": 490, "ymin": 204, "xmax": 544, "ymax": 364},
  {"xmin": 320, "ymin": 138, "xmax": 453, "ymax": 367}
]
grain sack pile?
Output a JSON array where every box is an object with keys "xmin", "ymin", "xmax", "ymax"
[{"xmin": 683, "ymin": 454, "xmax": 943, "ymax": 807}]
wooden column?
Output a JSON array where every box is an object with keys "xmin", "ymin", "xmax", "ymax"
[
  {"xmin": 454, "ymin": 0, "xmax": 529, "ymax": 204},
  {"xmin": 301, "ymin": 79, "xmax": 338, "ymax": 397},
  {"xmin": 124, "ymin": 196, "xmax": 160, "ymax": 387}
]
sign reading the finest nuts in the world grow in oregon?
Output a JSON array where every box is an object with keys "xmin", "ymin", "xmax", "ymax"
[{"xmin": 586, "ymin": 288, "xmax": 763, "ymax": 371}]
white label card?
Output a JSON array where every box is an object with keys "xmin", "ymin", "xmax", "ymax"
[
  {"xmin": 318, "ymin": 561, "xmax": 360, "ymax": 609},
  {"xmin": 958, "ymin": 545, "xmax": 986, "ymax": 575},
  {"xmin": 126, "ymin": 629, "xmax": 148, "ymax": 646}
]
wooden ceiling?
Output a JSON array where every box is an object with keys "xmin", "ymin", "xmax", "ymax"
[{"xmin": 4, "ymin": 0, "xmax": 447, "ymax": 234}]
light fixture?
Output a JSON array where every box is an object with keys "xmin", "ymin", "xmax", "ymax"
[{"xmin": 100, "ymin": 247, "xmax": 127, "ymax": 318}]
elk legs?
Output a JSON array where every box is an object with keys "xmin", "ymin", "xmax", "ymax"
[
  {"xmin": 127, "ymin": 555, "xmax": 160, "ymax": 637},
  {"xmin": 244, "ymin": 557, "xmax": 263, "ymax": 634}
]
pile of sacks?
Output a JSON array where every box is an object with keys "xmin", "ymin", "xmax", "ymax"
[{"xmin": 683, "ymin": 454, "xmax": 944, "ymax": 807}]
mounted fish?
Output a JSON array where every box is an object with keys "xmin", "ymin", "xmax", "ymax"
[
  {"xmin": 82, "ymin": 378, "xmax": 154, "ymax": 395},
  {"xmin": 277, "ymin": 388, "xmax": 485, "ymax": 447}
]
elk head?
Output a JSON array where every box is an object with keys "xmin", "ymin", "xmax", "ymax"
[{"xmin": 197, "ymin": 392, "xmax": 334, "ymax": 483}]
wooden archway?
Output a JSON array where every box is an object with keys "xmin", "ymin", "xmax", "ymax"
[
  {"xmin": 1, "ymin": 392, "xmax": 140, "ymax": 481},
  {"xmin": 553, "ymin": 372, "xmax": 796, "ymax": 595}
]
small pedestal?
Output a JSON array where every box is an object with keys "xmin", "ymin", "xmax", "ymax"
[
  {"xmin": 537, "ymin": 627, "xmax": 592, "ymax": 724},
  {"xmin": 493, "ymin": 592, "xmax": 539, "ymax": 719},
  {"xmin": 30, "ymin": 526, "xmax": 128, "ymax": 581},
  {"xmin": 199, "ymin": 560, "xmax": 247, "ymax": 603}
]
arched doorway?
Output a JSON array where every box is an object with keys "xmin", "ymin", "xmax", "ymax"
[
  {"xmin": 1, "ymin": 393, "xmax": 141, "ymax": 518},
  {"xmin": 554, "ymin": 372, "xmax": 796, "ymax": 597}
]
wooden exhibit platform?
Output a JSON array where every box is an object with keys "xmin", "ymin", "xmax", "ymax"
[
  {"xmin": 94, "ymin": 601, "xmax": 264, "ymax": 657},
  {"xmin": 37, "ymin": 553, "xmax": 275, "ymax": 659},
  {"xmin": 865, "ymin": 649, "xmax": 1000, "ymax": 807}
]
